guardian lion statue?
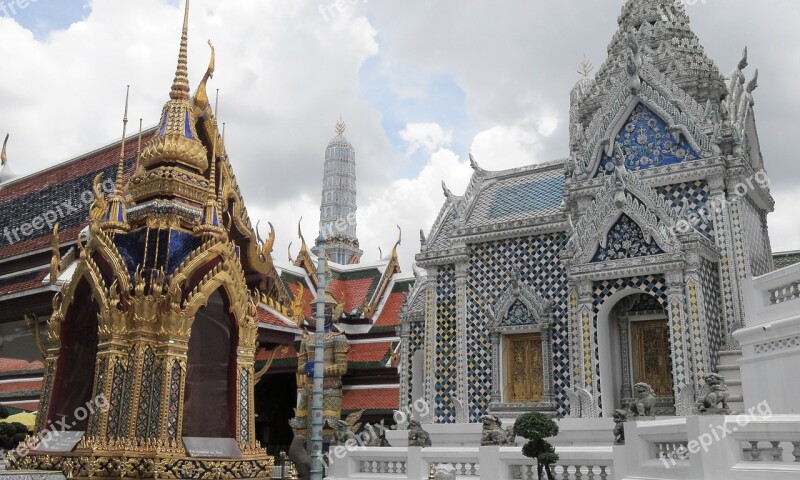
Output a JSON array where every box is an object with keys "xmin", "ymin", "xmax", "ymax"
[
  {"xmin": 612, "ymin": 409, "xmax": 629, "ymax": 444},
  {"xmin": 330, "ymin": 419, "xmax": 357, "ymax": 446},
  {"xmin": 696, "ymin": 373, "xmax": 731, "ymax": 415},
  {"xmin": 629, "ymin": 382, "xmax": 657, "ymax": 418},
  {"xmin": 480, "ymin": 414, "xmax": 516, "ymax": 446},
  {"xmin": 408, "ymin": 420, "xmax": 432, "ymax": 447}
]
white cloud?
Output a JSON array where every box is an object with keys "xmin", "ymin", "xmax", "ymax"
[
  {"xmin": 470, "ymin": 115, "xmax": 559, "ymax": 170},
  {"xmin": 769, "ymin": 189, "xmax": 800, "ymax": 253},
  {"xmin": 399, "ymin": 122, "xmax": 453, "ymax": 155}
]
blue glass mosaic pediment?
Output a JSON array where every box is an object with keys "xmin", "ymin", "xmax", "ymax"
[
  {"xmin": 592, "ymin": 214, "xmax": 665, "ymax": 263},
  {"xmin": 595, "ymin": 104, "xmax": 700, "ymax": 177}
]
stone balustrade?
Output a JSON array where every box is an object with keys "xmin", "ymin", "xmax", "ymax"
[{"xmin": 326, "ymin": 416, "xmax": 800, "ymax": 479}]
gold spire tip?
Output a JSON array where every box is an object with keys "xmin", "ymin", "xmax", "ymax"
[
  {"xmin": 335, "ymin": 116, "xmax": 346, "ymax": 135},
  {"xmin": 170, "ymin": 0, "xmax": 191, "ymax": 101},
  {"xmin": 115, "ymin": 85, "xmax": 131, "ymax": 193}
]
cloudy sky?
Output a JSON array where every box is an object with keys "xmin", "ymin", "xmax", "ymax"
[{"xmin": 0, "ymin": 0, "xmax": 798, "ymax": 270}]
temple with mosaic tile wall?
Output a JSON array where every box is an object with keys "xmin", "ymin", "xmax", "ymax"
[
  {"xmin": 0, "ymin": 121, "xmax": 409, "ymax": 454},
  {"xmin": 399, "ymin": 0, "xmax": 795, "ymax": 424}
]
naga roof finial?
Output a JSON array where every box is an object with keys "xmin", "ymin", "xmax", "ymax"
[
  {"xmin": 1, "ymin": 133, "xmax": 8, "ymax": 167},
  {"xmin": 747, "ymin": 69, "xmax": 759, "ymax": 94},
  {"xmin": 738, "ymin": 46, "xmax": 748, "ymax": 71},
  {"xmin": 195, "ymin": 40, "xmax": 216, "ymax": 111}
]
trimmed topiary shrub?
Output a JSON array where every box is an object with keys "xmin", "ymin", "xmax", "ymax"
[{"xmin": 514, "ymin": 412, "xmax": 560, "ymax": 480}]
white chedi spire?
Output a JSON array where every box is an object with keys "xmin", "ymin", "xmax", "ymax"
[{"xmin": 313, "ymin": 118, "xmax": 362, "ymax": 264}]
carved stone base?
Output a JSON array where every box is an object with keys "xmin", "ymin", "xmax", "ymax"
[
  {"xmin": 489, "ymin": 401, "xmax": 558, "ymax": 419},
  {"xmin": 9, "ymin": 452, "xmax": 274, "ymax": 480}
]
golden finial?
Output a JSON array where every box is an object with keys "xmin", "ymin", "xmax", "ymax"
[
  {"xmin": 298, "ymin": 217, "xmax": 307, "ymax": 253},
  {"xmin": 335, "ymin": 115, "xmax": 346, "ymax": 135},
  {"xmin": 578, "ymin": 55, "xmax": 594, "ymax": 78},
  {"xmin": 50, "ymin": 223, "xmax": 60, "ymax": 286},
  {"xmin": 1, "ymin": 133, "xmax": 8, "ymax": 167},
  {"xmin": 391, "ymin": 225, "xmax": 402, "ymax": 261},
  {"xmin": 222, "ymin": 122, "xmax": 226, "ymax": 143},
  {"xmin": 135, "ymin": 118, "xmax": 143, "ymax": 168},
  {"xmin": 209, "ymin": 89, "xmax": 220, "ymax": 198},
  {"xmin": 288, "ymin": 241, "xmax": 294, "ymax": 263},
  {"xmin": 114, "ymin": 85, "xmax": 131, "ymax": 194},
  {"xmin": 170, "ymin": 0, "xmax": 192, "ymax": 101},
  {"xmin": 195, "ymin": 40, "xmax": 215, "ymax": 110}
]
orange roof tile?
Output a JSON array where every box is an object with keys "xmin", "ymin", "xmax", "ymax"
[
  {"xmin": 257, "ymin": 307, "xmax": 300, "ymax": 331},
  {"xmin": 0, "ymin": 268, "xmax": 49, "ymax": 296},
  {"xmin": 374, "ymin": 291, "xmax": 403, "ymax": 329},
  {"xmin": 349, "ymin": 342, "xmax": 392, "ymax": 364},
  {"xmin": 0, "ymin": 358, "xmax": 43, "ymax": 374},
  {"xmin": 0, "ymin": 380, "xmax": 41, "ymax": 394},
  {"xmin": 342, "ymin": 387, "xmax": 399, "ymax": 411},
  {"xmin": 328, "ymin": 277, "xmax": 375, "ymax": 313}
]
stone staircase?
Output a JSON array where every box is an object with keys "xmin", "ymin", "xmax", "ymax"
[{"xmin": 716, "ymin": 349, "xmax": 745, "ymax": 413}]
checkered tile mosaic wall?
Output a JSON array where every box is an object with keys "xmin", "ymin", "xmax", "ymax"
[
  {"xmin": 407, "ymin": 321, "xmax": 424, "ymax": 406},
  {"xmin": 435, "ymin": 265, "xmax": 458, "ymax": 423},
  {"xmin": 700, "ymin": 259, "xmax": 725, "ymax": 370},
  {"xmin": 656, "ymin": 180, "xmax": 715, "ymax": 241},
  {"xmin": 466, "ymin": 234, "xmax": 571, "ymax": 419}
]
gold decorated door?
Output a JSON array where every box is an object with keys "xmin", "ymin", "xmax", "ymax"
[
  {"xmin": 631, "ymin": 320, "xmax": 673, "ymax": 397},
  {"xmin": 504, "ymin": 333, "xmax": 543, "ymax": 403}
]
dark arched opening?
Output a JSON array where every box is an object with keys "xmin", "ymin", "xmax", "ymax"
[
  {"xmin": 48, "ymin": 280, "xmax": 99, "ymax": 430},
  {"xmin": 182, "ymin": 289, "xmax": 238, "ymax": 438}
]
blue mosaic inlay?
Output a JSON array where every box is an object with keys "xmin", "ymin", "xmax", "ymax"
[
  {"xmin": 596, "ymin": 104, "xmax": 700, "ymax": 177},
  {"xmin": 488, "ymin": 178, "xmax": 565, "ymax": 219}
]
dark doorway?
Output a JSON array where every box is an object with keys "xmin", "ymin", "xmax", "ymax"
[
  {"xmin": 48, "ymin": 281, "xmax": 99, "ymax": 430},
  {"xmin": 182, "ymin": 289, "xmax": 237, "ymax": 438},
  {"xmin": 255, "ymin": 372, "xmax": 296, "ymax": 455}
]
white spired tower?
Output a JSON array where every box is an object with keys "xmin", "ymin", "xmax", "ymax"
[{"xmin": 313, "ymin": 118, "xmax": 363, "ymax": 264}]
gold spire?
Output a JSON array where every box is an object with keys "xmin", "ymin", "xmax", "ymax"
[
  {"xmin": 115, "ymin": 85, "xmax": 131, "ymax": 194},
  {"xmin": 170, "ymin": 0, "xmax": 192, "ymax": 101},
  {"xmin": 198, "ymin": 89, "xmax": 224, "ymax": 235},
  {"xmin": 1, "ymin": 133, "xmax": 8, "ymax": 167},
  {"xmin": 335, "ymin": 116, "xmax": 346, "ymax": 135}
]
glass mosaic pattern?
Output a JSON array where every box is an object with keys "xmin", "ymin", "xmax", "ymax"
[
  {"xmin": 466, "ymin": 234, "xmax": 570, "ymax": 420},
  {"xmin": 596, "ymin": 104, "xmax": 700, "ymax": 177},
  {"xmin": 592, "ymin": 214, "xmax": 665, "ymax": 262},
  {"xmin": 434, "ymin": 266, "xmax": 457, "ymax": 423}
]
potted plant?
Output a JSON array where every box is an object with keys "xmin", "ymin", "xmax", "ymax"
[{"xmin": 514, "ymin": 412, "xmax": 559, "ymax": 480}]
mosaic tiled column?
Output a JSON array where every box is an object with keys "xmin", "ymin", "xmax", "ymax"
[
  {"xmin": 92, "ymin": 333, "xmax": 131, "ymax": 440},
  {"xmin": 685, "ymin": 275, "xmax": 711, "ymax": 395},
  {"xmin": 665, "ymin": 272, "xmax": 693, "ymax": 416},
  {"xmin": 618, "ymin": 316, "xmax": 632, "ymax": 402},
  {"xmin": 454, "ymin": 262, "xmax": 469, "ymax": 423},
  {"xmin": 398, "ymin": 318, "xmax": 411, "ymax": 419},
  {"xmin": 422, "ymin": 267, "xmax": 438, "ymax": 424},
  {"xmin": 540, "ymin": 320, "xmax": 555, "ymax": 405},
  {"xmin": 713, "ymin": 175, "xmax": 745, "ymax": 348},
  {"xmin": 158, "ymin": 345, "xmax": 189, "ymax": 444},
  {"xmin": 576, "ymin": 280, "xmax": 595, "ymax": 395}
]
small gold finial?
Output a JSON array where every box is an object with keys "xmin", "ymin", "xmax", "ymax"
[
  {"xmin": 115, "ymin": 85, "xmax": 131, "ymax": 194},
  {"xmin": 1, "ymin": 133, "xmax": 8, "ymax": 167},
  {"xmin": 578, "ymin": 55, "xmax": 594, "ymax": 78},
  {"xmin": 335, "ymin": 116, "xmax": 346, "ymax": 135},
  {"xmin": 170, "ymin": 0, "xmax": 192, "ymax": 101}
]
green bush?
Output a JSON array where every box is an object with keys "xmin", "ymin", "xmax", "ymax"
[
  {"xmin": 514, "ymin": 413, "xmax": 560, "ymax": 480},
  {"xmin": 0, "ymin": 421, "xmax": 30, "ymax": 450},
  {"xmin": 0, "ymin": 404, "xmax": 9, "ymax": 420}
]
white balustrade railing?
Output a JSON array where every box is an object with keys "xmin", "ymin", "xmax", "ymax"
[{"xmin": 326, "ymin": 417, "xmax": 800, "ymax": 479}]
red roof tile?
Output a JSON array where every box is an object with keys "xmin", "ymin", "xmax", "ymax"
[
  {"xmin": 342, "ymin": 387, "xmax": 399, "ymax": 411},
  {"xmin": 0, "ymin": 268, "xmax": 49, "ymax": 296},
  {"xmin": 0, "ymin": 380, "xmax": 41, "ymax": 394},
  {"xmin": 328, "ymin": 278, "xmax": 376, "ymax": 313},
  {"xmin": 374, "ymin": 291, "xmax": 403, "ymax": 329},
  {"xmin": 0, "ymin": 358, "xmax": 43, "ymax": 374},
  {"xmin": 349, "ymin": 342, "xmax": 392, "ymax": 363},
  {"xmin": 0, "ymin": 131, "xmax": 149, "ymax": 261},
  {"xmin": 257, "ymin": 307, "xmax": 300, "ymax": 330}
]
